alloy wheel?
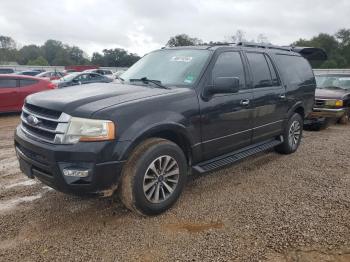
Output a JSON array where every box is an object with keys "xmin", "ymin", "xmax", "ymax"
[
  {"xmin": 288, "ymin": 120, "xmax": 301, "ymax": 148},
  {"xmin": 142, "ymin": 155, "xmax": 180, "ymax": 204}
]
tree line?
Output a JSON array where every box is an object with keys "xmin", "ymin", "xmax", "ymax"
[
  {"xmin": 1, "ymin": 28, "xmax": 350, "ymax": 68},
  {"xmin": 0, "ymin": 37, "xmax": 141, "ymax": 67},
  {"xmin": 167, "ymin": 29, "xmax": 350, "ymax": 69}
]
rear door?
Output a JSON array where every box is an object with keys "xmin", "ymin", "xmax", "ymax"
[
  {"xmin": 18, "ymin": 79, "xmax": 41, "ymax": 108},
  {"xmin": 0, "ymin": 77, "xmax": 19, "ymax": 112},
  {"xmin": 245, "ymin": 52, "xmax": 288, "ymax": 143}
]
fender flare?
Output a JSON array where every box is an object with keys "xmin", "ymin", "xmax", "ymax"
[{"xmin": 119, "ymin": 123, "xmax": 195, "ymax": 161}]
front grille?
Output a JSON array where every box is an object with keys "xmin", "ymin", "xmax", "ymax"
[
  {"xmin": 21, "ymin": 104, "xmax": 71, "ymax": 144},
  {"xmin": 314, "ymin": 99, "xmax": 326, "ymax": 108}
]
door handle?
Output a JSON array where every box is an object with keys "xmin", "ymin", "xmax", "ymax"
[
  {"xmin": 240, "ymin": 99, "xmax": 250, "ymax": 106},
  {"xmin": 279, "ymin": 94, "xmax": 286, "ymax": 100}
]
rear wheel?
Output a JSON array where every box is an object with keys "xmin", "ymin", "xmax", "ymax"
[
  {"xmin": 119, "ymin": 138, "xmax": 187, "ymax": 216},
  {"xmin": 275, "ymin": 113, "xmax": 303, "ymax": 154}
]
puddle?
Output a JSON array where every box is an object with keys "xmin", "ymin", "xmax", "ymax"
[
  {"xmin": 0, "ymin": 193, "xmax": 43, "ymax": 213},
  {"xmin": 165, "ymin": 221, "xmax": 224, "ymax": 233},
  {"xmin": 4, "ymin": 179, "xmax": 37, "ymax": 189}
]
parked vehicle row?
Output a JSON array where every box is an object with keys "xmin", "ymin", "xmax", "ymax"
[
  {"xmin": 0, "ymin": 74, "xmax": 56, "ymax": 113},
  {"xmin": 0, "ymin": 68, "xmax": 122, "ymax": 113},
  {"xmin": 13, "ymin": 43, "xmax": 328, "ymax": 216}
]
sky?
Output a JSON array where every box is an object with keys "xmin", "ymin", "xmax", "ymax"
[{"xmin": 0, "ymin": 0, "xmax": 349, "ymax": 57}]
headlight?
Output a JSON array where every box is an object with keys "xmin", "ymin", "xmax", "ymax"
[
  {"xmin": 325, "ymin": 99, "xmax": 343, "ymax": 107},
  {"xmin": 63, "ymin": 117, "xmax": 115, "ymax": 144}
]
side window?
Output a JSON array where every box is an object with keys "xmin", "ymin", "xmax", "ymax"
[
  {"xmin": 90, "ymin": 73, "xmax": 101, "ymax": 79},
  {"xmin": 265, "ymin": 55, "xmax": 280, "ymax": 86},
  {"xmin": 212, "ymin": 52, "xmax": 245, "ymax": 89},
  {"xmin": 0, "ymin": 78, "xmax": 17, "ymax": 88},
  {"xmin": 246, "ymin": 52, "xmax": 272, "ymax": 88},
  {"xmin": 275, "ymin": 55, "xmax": 314, "ymax": 85},
  {"xmin": 76, "ymin": 74, "xmax": 89, "ymax": 81},
  {"xmin": 20, "ymin": 79, "xmax": 38, "ymax": 87}
]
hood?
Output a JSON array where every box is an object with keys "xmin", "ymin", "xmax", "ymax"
[
  {"xmin": 315, "ymin": 87, "xmax": 349, "ymax": 100},
  {"xmin": 26, "ymin": 83, "xmax": 182, "ymax": 117}
]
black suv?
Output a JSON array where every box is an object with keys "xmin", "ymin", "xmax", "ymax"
[{"xmin": 14, "ymin": 43, "xmax": 325, "ymax": 215}]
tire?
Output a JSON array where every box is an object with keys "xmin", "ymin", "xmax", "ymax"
[
  {"xmin": 338, "ymin": 111, "xmax": 349, "ymax": 125},
  {"xmin": 119, "ymin": 138, "xmax": 187, "ymax": 216},
  {"xmin": 275, "ymin": 113, "xmax": 303, "ymax": 154},
  {"xmin": 304, "ymin": 118, "xmax": 331, "ymax": 131}
]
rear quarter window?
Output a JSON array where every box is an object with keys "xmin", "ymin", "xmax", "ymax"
[
  {"xmin": 275, "ymin": 54, "xmax": 314, "ymax": 85},
  {"xmin": 20, "ymin": 79, "xmax": 38, "ymax": 87}
]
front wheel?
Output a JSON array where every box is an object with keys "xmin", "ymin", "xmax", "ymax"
[
  {"xmin": 275, "ymin": 113, "xmax": 303, "ymax": 154},
  {"xmin": 119, "ymin": 138, "xmax": 187, "ymax": 216}
]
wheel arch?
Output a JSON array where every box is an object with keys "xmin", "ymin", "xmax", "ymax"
[{"xmin": 121, "ymin": 123, "xmax": 194, "ymax": 166}]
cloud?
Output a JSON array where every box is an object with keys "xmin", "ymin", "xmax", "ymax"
[{"xmin": 0, "ymin": 0, "xmax": 349, "ymax": 56}]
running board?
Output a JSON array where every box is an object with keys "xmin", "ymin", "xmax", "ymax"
[{"xmin": 192, "ymin": 137, "xmax": 283, "ymax": 174}]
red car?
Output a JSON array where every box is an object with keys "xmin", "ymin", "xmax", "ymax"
[{"xmin": 0, "ymin": 74, "xmax": 56, "ymax": 113}]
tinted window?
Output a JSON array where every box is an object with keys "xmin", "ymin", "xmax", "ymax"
[
  {"xmin": 246, "ymin": 53, "xmax": 272, "ymax": 88},
  {"xmin": 89, "ymin": 74, "xmax": 102, "ymax": 79},
  {"xmin": 0, "ymin": 78, "xmax": 17, "ymax": 88},
  {"xmin": 20, "ymin": 79, "xmax": 38, "ymax": 87},
  {"xmin": 75, "ymin": 74, "xmax": 89, "ymax": 81},
  {"xmin": 21, "ymin": 71, "xmax": 38, "ymax": 76},
  {"xmin": 265, "ymin": 55, "xmax": 280, "ymax": 86},
  {"xmin": 212, "ymin": 52, "xmax": 245, "ymax": 89},
  {"xmin": 275, "ymin": 55, "xmax": 314, "ymax": 85}
]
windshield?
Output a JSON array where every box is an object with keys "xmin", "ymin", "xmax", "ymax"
[
  {"xmin": 121, "ymin": 49, "xmax": 211, "ymax": 87},
  {"xmin": 316, "ymin": 75, "xmax": 350, "ymax": 90}
]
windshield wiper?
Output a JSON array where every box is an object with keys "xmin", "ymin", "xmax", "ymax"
[{"xmin": 129, "ymin": 77, "xmax": 170, "ymax": 89}]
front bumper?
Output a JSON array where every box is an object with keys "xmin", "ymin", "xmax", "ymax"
[
  {"xmin": 307, "ymin": 107, "xmax": 346, "ymax": 119},
  {"xmin": 14, "ymin": 126, "xmax": 130, "ymax": 197}
]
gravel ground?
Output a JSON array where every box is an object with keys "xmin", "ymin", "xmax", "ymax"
[{"xmin": 0, "ymin": 114, "xmax": 349, "ymax": 262}]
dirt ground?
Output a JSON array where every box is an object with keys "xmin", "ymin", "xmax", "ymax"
[{"xmin": 0, "ymin": 114, "xmax": 349, "ymax": 262}]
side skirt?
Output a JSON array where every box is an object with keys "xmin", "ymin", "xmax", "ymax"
[{"xmin": 192, "ymin": 136, "xmax": 283, "ymax": 174}]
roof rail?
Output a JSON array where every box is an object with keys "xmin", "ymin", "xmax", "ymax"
[{"xmin": 237, "ymin": 42, "xmax": 292, "ymax": 52}]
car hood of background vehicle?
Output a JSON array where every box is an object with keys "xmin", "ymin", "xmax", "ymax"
[
  {"xmin": 26, "ymin": 83, "xmax": 184, "ymax": 118},
  {"xmin": 315, "ymin": 88, "xmax": 349, "ymax": 100}
]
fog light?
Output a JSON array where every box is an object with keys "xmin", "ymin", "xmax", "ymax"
[{"xmin": 63, "ymin": 168, "xmax": 90, "ymax": 178}]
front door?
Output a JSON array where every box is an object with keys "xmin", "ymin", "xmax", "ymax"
[{"xmin": 198, "ymin": 51, "xmax": 254, "ymax": 160}]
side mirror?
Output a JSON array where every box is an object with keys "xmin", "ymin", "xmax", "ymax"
[{"xmin": 205, "ymin": 77, "xmax": 240, "ymax": 96}]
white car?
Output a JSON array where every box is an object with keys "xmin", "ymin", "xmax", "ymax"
[{"xmin": 84, "ymin": 69, "xmax": 114, "ymax": 79}]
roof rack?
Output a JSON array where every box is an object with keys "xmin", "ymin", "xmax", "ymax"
[{"xmin": 237, "ymin": 42, "xmax": 292, "ymax": 51}]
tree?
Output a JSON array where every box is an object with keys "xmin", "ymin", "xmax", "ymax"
[
  {"xmin": 27, "ymin": 56, "xmax": 49, "ymax": 66},
  {"xmin": 91, "ymin": 52, "xmax": 104, "ymax": 66},
  {"xmin": 0, "ymin": 35, "xmax": 16, "ymax": 49},
  {"xmin": 166, "ymin": 34, "xmax": 202, "ymax": 47},
  {"xmin": 256, "ymin": 34, "xmax": 270, "ymax": 44},
  {"xmin": 230, "ymin": 30, "xmax": 246, "ymax": 43},
  {"xmin": 18, "ymin": 45, "xmax": 42, "ymax": 65},
  {"xmin": 91, "ymin": 48, "xmax": 140, "ymax": 67},
  {"xmin": 0, "ymin": 35, "xmax": 18, "ymax": 64},
  {"xmin": 41, "ymin": 40, "xmax": 65, "ymax": 65},
  {"xmin": 67, "ymin": 45, "xmax": 89, "ymax": 65},
  {"xmin": 293, "ymin": 33, "xmax": 348, "ymax": 68}
]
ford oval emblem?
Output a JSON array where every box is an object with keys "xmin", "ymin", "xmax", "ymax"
[{"xmin": 27, "ymin": 115, "xmax": 40, "ymax": 126}]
